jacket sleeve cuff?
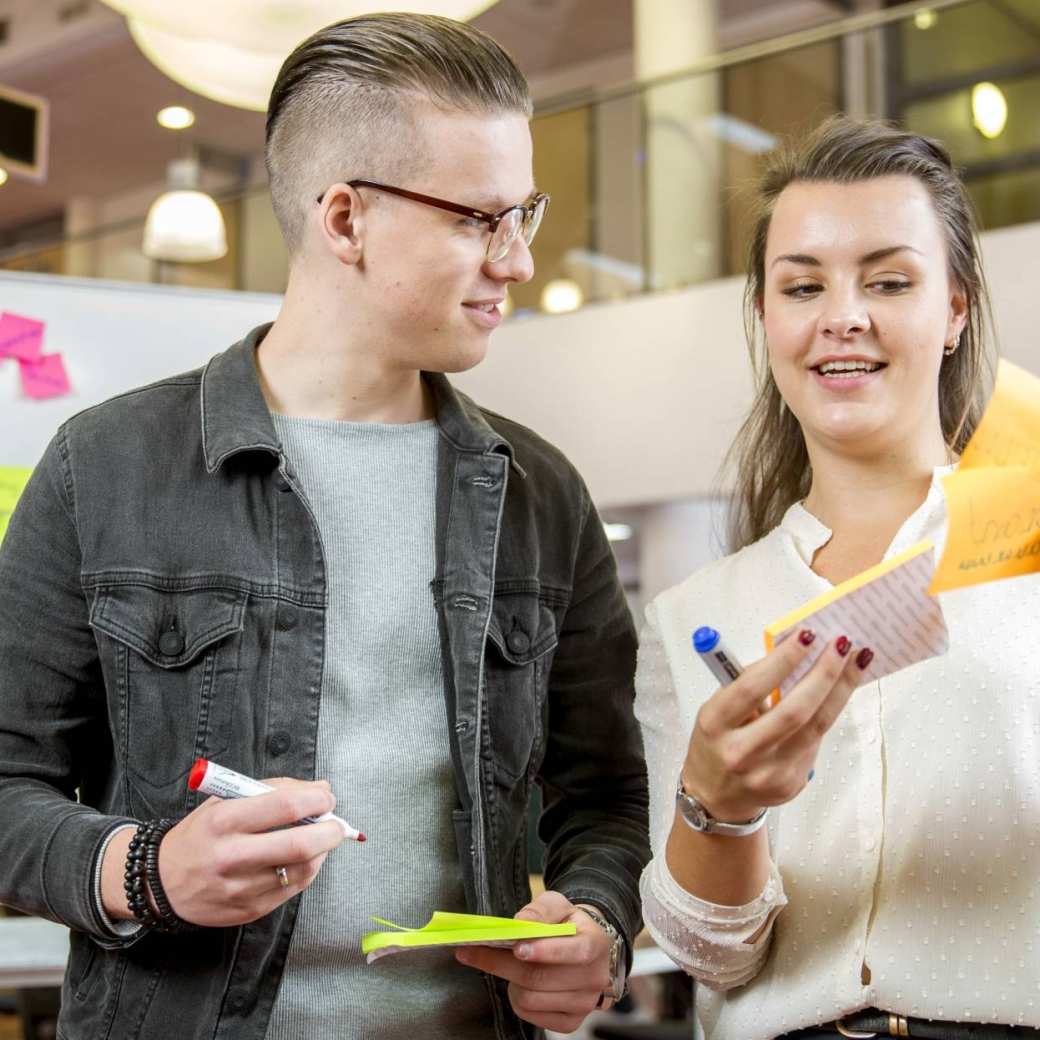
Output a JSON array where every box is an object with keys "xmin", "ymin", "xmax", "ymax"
[
  {"xmin": 93, "ymin": 823, "xmax": 145, "ymax": 943},
  {"xmin": 42, "ymin": 809, "xmax": 146, "ymax": 949}
]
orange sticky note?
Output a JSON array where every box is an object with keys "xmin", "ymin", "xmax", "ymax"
[
  {"xmin": 930, "ymin": 360, "xmax": 1040, "ymax": 594},
  {"xmin": 930, "ymin": 467, "xmax": 1040, "ymax": 593},
  {"xmin": 959, "ymin": 360, "xmax": 1040, "ymax": 471}
]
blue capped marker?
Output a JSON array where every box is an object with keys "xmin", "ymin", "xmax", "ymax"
[{"xmin": 692, "ymin": 626, "xmax": 745, "ymax": 687}]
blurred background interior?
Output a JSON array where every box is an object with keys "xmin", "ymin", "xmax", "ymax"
[{"xmin": 1, "ymin": 1, "xmax": 1039, "ymax": 1037}]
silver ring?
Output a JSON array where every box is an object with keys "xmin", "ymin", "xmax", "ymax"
[{"xmin": 275, "ymin": 866, "xmax": 289, "ymax": 888}]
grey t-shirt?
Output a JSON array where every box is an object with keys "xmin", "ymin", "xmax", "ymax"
[{"xmin": 265, "ymin": 414, "xmax": 492, "ymax": 1039}]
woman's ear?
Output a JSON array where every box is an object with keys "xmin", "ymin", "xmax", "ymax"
[{"xmin": 947, "ymin": 280, "xmax": 969, "ymax": 345}]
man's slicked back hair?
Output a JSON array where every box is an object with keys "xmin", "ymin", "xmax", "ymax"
[{"xmin": 265, "ymin": 13, "xmax": 532, "ymax": 256}]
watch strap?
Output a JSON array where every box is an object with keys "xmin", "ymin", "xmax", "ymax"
[
  {"xmin": 675, "ymin": 778, "xmax": 768, "ymax": 837},
  {"xmin": 578, "ymin": 905, "xmax": 626, "ymax": 1003}
]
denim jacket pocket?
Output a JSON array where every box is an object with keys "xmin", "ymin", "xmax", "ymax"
[
  {"xmin": 90, "ymin": 583, "xmax": 247, "ymax": 797},
  {"xmin": 484, "ymin": 587, "xmax": 559, "ymax": 783}
]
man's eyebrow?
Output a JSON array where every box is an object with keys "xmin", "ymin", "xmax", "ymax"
[
  {"xmin": 770, "ymin": 245, "xmax": 922, "ymax": 269},
  {"xmin": 481, "ymin": 189, "xmax": 538, "ymax": 212}
]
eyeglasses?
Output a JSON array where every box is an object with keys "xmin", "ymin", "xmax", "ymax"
[{"xmin": 318, "ymin": 180, "xmax": 550, "ymax": 263}]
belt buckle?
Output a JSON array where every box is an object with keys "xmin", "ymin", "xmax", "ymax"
[{"xmin": 835, "ymin": 1022, "xmax": 877, "ymax": 1038}]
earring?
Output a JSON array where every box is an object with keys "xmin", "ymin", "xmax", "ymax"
[{"xmin": 943, "ymin": 331, "xmax": 961, "ymax": 357}]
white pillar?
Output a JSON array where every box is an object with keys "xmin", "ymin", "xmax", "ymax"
[{"xmin": 634, "ymin": 0, "xmax": 721, "ymax": 290}]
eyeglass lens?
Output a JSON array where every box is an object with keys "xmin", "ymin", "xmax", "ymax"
[{"xmin": 487, "ymin": 197, "xmax": 547, "ymax": 262}]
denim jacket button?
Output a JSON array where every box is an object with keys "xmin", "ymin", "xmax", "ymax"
[
  {"xmin": 158, "ymin": 630, "xmax": 185, "ymax": 656},
  {"xmin": 506, "ymin": 629, "xmax": 530, "ymax": 655},
  {"xmin": 268, "ymin": 732, "xmax": 291, "ymax": 756}
]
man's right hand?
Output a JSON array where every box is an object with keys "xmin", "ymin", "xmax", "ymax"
[{"xmin": 101, "ymin": 779, "xmax": 347, "ymax": 928}]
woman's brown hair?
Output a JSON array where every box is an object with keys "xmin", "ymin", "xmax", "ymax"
[{"xmin": 726, "ymin": 115, "xmax": 993, "ymax": 552}]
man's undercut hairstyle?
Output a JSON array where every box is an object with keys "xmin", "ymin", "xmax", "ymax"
[{"xmin": 265, "ymin": 12, "xmax": 533, "ymax": 256}]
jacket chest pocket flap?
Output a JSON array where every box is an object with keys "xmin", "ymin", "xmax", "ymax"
[
  {"xmin": 90, "ymin": 585, "xmax": 247, "ymax": 787},
  {"xmin": 484, "ymin": 589, "xmax": 560, "ymax": 781}
]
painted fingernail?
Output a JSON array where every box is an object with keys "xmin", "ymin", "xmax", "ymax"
[
  {"xmin": 836, "ymin": 636, "xmax": 851, "ymax": 657},
  {"xmin": 515, "ymin": 944, "xmax": 532, "ymax": 960},
  {"xmin": 798, "ymin": 629, "xmax": 815, "ymax": 646},
  {"xmin": 807, "ymin": 769, "xmax": 815, "ymax": 782},
  {"xmin": 856, "ymin": 647, "xmax": 874, "ymax": 670}
]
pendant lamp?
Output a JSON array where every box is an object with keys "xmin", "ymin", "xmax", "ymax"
[{"xmin": 101, "ymin": 2, "xmax": 500, "ymax": 112}]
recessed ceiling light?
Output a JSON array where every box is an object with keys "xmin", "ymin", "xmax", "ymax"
[
  {"xmin": 157, "ymin": 105, "xmax": 195, "ymax": 130},
  {"xmin": 914, "ymin": 9, "xmax": 938, "ymax": 30}
]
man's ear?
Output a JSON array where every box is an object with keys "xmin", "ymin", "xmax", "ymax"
[{"xmin": 320, "ymin": 183, "xmax": 364, "ymax": 266}]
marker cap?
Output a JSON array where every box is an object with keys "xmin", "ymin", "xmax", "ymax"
[
  {"xmin": 188, "ymin": 758, "xmax": 209, "ymax": 792},
  {"xmin": 693, "ymin": 626, "xmax": 720, "ymax": 654}
]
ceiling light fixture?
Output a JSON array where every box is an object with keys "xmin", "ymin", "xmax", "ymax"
[
  {"xmin": 913, "ymin": 9, "xmax": 938, "ymax": 30},
  {"xmin": 604, "ymin": 523, "xmax": 633, "ymax": 543},
  {"xmin": 971, "ymin": 81, "xmax": 1008, "ymax": 139},
  {"xmin": 100, "ymin": 2, "xmax": 500, "ymax": 111},
  {"xmin": 157, "ymin": 105, "xmax": 195, "ymax": 130},
  {"xmin": 143, "ymin": 156, "xmax": 227, "ymax": 262}
]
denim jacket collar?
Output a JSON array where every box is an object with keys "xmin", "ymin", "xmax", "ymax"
[{"xmin": 200, "ymin": 322, "xmax": 522, "ymax": 476}]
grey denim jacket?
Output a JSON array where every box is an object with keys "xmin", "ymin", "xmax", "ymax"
[{"xmin": 0, "ymin": 325, "xmax": 650, "ymax": 1040}]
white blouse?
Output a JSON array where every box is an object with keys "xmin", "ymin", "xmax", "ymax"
[{"xmin": 635, "ymin": 468, "xmax": 1040, "ymax": 1039}]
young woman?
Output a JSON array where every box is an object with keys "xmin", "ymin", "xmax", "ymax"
[{"xmin": 635, "ymin": 116, "xmax": 1040, "ymax": 1040}]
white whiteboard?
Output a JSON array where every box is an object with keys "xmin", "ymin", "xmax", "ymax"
[{"xmin": 0, "ymin": 271, "xmax": 281, "ymax": 468}]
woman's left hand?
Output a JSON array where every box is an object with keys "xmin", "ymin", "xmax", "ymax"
[{"xmin": 455, "ymin": 891, "xmax": 612, "ymax": 1034}]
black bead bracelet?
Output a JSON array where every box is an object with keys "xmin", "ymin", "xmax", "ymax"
[{"xmin": 124, "ymin": 819, "xmax": 196, "ymax": 933}]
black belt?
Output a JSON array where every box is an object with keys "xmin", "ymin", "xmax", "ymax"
[{"xmin": 781, "ymin": 1009, "xmax": 1040, "ymax": 1039}]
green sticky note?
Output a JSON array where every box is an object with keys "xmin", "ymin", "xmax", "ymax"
[
  {"xmin": 0, "ymin": 467, "xmax": 32, "ymax": 548},
  {"xmin": 361, "ymin": 911, "xmax": 576, "ymax": 963}
]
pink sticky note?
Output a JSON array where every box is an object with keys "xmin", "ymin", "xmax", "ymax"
[
  {"xmin": 19, "ymin": 353, "xmax": 71, "ymax": 400},
  {"xmin": 0, "ymin": 312, "xmax": 44, "ymax": 362}
]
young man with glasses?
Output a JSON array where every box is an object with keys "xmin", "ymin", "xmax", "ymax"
[{"xmin": 0, "ymin": 13, "xmax": 649, "ymax": 1040}]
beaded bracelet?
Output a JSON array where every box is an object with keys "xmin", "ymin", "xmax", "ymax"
[{"xmin": 124, "ymin": 819, "xmax": 195, "ymax": 933}]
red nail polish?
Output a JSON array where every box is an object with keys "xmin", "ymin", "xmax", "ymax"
[
  {"xmin": 836, "ymin": 636, "xmax": 851, "ymax": 657},
  {"xmin": 856, "ymin": 648, "xmax": 874, "ymax": 670},
  {"xmin": 798, "ymin": 629, "xmax": 815, "ymax": 646}
]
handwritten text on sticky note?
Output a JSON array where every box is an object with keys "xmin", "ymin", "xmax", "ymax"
[
  {"xmin": 19, "ymin": 353, "xmax": 71, "ymax": 400},
  {"xmin": 931, "ymin": 360, "xmax": 1040, "ymax": 593}
]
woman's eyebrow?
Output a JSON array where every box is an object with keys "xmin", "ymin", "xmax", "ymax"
[{"xmin": 770, "ymin": 244, "xmax": 923, "ymax": 269}]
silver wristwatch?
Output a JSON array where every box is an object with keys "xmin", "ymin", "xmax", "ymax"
[
  {"xmin": 675, "ymin": 778, "xmax": 768, "ymax": 837},
  {"xmin": 579, "ymin": 905, "xmax": 626, "ymax": 1003}
]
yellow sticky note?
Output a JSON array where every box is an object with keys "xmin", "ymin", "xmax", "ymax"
[
  {"xmin": 930, "ymin": 467, "xmax": 1040, "ymax": 593},
  {"xmin": 930, "ymin": 360, "xmax": 1040, "ymax": 594},
  {"xmin": 0, "ymin": 467, "xmax": 33, "ymax": 548},
  {"xmin": 958, "ymin": 361, "xmax": 1040, "ymax": 471},
  {"xmin": 765, "ymin": 541, "xmax": 948, "ymax": 700},
  {"xmin": 361, "ymin": 911, "xmax": 576, "ymax": 964}
]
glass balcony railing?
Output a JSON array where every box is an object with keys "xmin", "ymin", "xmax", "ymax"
[{"xmin": 2, "ymin": 0, "xmax": 1038, "ymax": 316}]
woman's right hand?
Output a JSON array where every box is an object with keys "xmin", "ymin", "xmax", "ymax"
[
  {"xmin": 681, "ymin": 632, "xmax": 871, "ymax": 823},
  {"xmin": 101, "ymin": 778, "xmax": 347, "ymax": 928}
]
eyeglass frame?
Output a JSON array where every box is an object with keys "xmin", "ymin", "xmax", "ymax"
[{"xmin": 316, "ymin": 179, "xmax": 550, "ymax": 259}]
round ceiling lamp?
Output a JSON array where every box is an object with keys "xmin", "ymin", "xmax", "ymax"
[{"xmin": 101, "ymin": 2, "xmax": 500, "ymax": 111}]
